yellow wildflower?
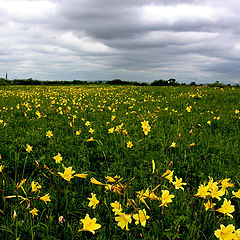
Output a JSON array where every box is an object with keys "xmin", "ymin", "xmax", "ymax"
[
  {"xmin": 105, "ymin": 176, "xmax": 116, "ymax": 183},
  {"xmin": 58, "ymin": 167, "xmax": 75, "ymax": 182},
  {"xmin": 133, "ymin": 209, "xmax": 150, "ymax": 227},
  {"xmin": 160, "ymin": 190, "xmax": 175, "ymax": 207},
  {"xmin": 172, "ymin": 176, "xmax": 187, "ymax": 191},
  {"xmin": 46, "ymin": 130, "xmax": 53, "ymax": 138},
  {"xmin": 194, "ymin": 184, "xmax": 209, "ymax": 198},
  {"xmin": 76, "ymin": 129, "xmax": 81, "ymax": 135},
  {"xmin": 39, "ymin": 193, "xmax": 51, "ymax": 204},
  {"xmin": 85, "ymin": 121, "xmax": 90, "ymax": 126},
  {"xmin": 141, "ymin": 120, "xmax": 149, "ymax": 128},
  {"xmin": 26, "ymin": 144, "xmax": 33, "ymax": 153},
  {"xmin": 204, "ymin": 200, "xmax": 216, "ymax": 211},
  {"xmin": 111, "ymin": 201, "xmax": 122, "ymax": 215},
  {"xmin": 220, "ymin": 178, "xmax": 234, "ymax": 192},
  {"xmin": 142, "ymin": 125, "xmax": 151, "ymax": 135},
  {"xmin": 89, "ymin": 128, "xmax": 94, "ymax": 134},
  {"xmin": 209, "ymin": 185, "xmax": 224, "ymax": 201},
  {"xmin": 214, "ymin": 224, "xmax": 235, "ymax": 240},
  {"xmin": 170, "ymin": 141, "xmax": 176, "ymax": 148},
  {"xmin": 90, "ymin": 177, "xmax": 105, "ymax": 185},
  {"xmin": 53, "ymin": 153, "xmax": 62, "ymax": 164},
  {"xmin": 79, "ymin": 214, "xmax": 101, "ymax": 234},
  {"xmin": 108, "ymin": 127, "xmax": 114, "ymax": 134},
  {"xmin": 74, "ymin": 173, "xmax": 88, "ymax": 178},
  {"xmin": 0, "ymin": 165, "xmax": 4, "ymax": 173},
  {"xmin": 86, "ymin": 137, "xmax": 94, "ymax": 142},
  {"xmin": 115, "ymin": 212, "xmax": 132, "ymax": 230},
  {"xmin": 232, "ymin": 189, "xmax": 240, "ymax": 198},
  {"xmin": 152, "ymin": 160, "xmax": 155, "ymax": 173},
  {"xmin": 126, "ymin": 141, "xmax": 133, "ymax": 148},
  {"xmin": 122, "ymin": 129, "xmax": 128, "ymax": 135},
  {"xmin": 88, "ymin": 193, "xmax": 99, "ymax": 209},
  {"xmin": 30, "ymin": 208, "xmax": 38, "ymax": 218},
  {"xmin": 186, "ymin": 106, "xmax": 192, "ymax": 112},
  {"xmin": 216, "ymin": 198, "xmax": 235, "ymax": 218},
  {"xmin": 31, "ymin": 181, "xmax": 41, "ymax": 192},
  {"xmin": 162, "ymin": 170, "xmax": 174, "ymax": 183}
]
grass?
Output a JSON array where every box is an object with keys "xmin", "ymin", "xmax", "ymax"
[{"xmin": 0, "ymin": 85, "xmax": 240, "ymax": 239}]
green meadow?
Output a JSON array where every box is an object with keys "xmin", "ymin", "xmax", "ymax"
[{"xmin": 0, "ymin": 85, "xmax": 240, "ymax": 239}]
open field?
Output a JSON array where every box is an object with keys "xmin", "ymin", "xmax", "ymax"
[{"xmin": 0, "ymin": 85, "xmax": 240, "ymax": 239}]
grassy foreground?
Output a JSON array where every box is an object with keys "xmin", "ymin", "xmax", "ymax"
[{"xmin": 0, "ymin": 85, "xmax": 240, "ymax": 240}]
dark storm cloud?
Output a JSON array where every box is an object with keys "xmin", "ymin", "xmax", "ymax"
[{"xmin": 0, "ymin": 0, "xmax": 240, "ymax": 83}]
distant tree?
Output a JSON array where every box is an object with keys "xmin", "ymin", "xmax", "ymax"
[
  {"xmin": 189, "ymin": 82, "xmax": 196, "ymax": 86},
  {"xmin": 151, "ymin": 79, "xmax": 168, "ymax": 86},
  {"xmin": 0, "ymin": 78, "xmax": 10, "ymax": 85}
]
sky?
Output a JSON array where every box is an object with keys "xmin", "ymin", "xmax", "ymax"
[{"xmin": 0, "ymin": 0, "xmax": 240, "ymax": 84}]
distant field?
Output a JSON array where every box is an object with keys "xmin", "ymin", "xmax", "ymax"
[{"xmin": 0, "ymin": 85, "xmax": 240, "ymax": 239}]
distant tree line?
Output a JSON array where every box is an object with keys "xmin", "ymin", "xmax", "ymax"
[{"xmin": 0, "ymin": 77, "xmax": 238, "ymax": 87}]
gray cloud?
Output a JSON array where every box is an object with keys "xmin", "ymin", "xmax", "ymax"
[{"xmin": 0, "ymin": 0, "xmax": 240, "ymax": 83}]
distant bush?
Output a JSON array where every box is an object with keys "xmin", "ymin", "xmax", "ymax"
[
  {"xmin": 0, "ymin": 78, "xmax": 10, "ymax": 85},
  {"xmin": 208, "ymin": 81, "xmax": 225, "ymax": 88}
]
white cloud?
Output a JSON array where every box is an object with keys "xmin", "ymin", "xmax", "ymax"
[
  {"xmin": 140, "ymin": 4, "xmax": 223, "ymax": 25},
  {"xmin": 0, "ymin": 0, "xmax": 56, "ymax": 22},
  {"xmin": 57, "ymin": 31, "xmax": 116, "ymax": 54}
]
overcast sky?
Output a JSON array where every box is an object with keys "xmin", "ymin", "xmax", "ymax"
[{"xmin": 1, "ymin": 0, "xmax": 240, "ymax": 83}]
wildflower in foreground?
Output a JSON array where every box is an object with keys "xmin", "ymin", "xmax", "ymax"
[
  {"xmin": 0, "ymin": 165, "xmax": 4, "ymax": 173},
  {"xmin": 214, "ymin": 224, "xmax": 235, "ymax": 240},
  {"xmin": 89, "ymin": 128, "xmax": 94, "ymax": 134},
  {"xmin": 58, "ymin": 167, "xmax": 76, "ymax": 182},
  {"xmin": 88, "ymin": 193, "xmax": 99, "ymax": 209},
  {"xmin": 46, "ymin": 130, "xmax": 53, "ymax": 138},
  {"xmin": 194, "ymin": 184, "xmax": 209, "ymax": 198},
  {"xmin": 209, "ymin": 184, "xmax": 224, "ymax": 201},
  {"xmin": 232, "ymin": 189, "xmax": 240, "ymax": 198},
  {"xmin": 85, "ymin": 121, "xmax": 91, "ymax": 126},
  {"xmin": 170, "ymin": 141, "xmax": 176, "ymax": 148},
  {"xmin": 26, "ymin": 144, "xmax": 33, "ymax": 153},
  {"xmin": 162, "ymin": 170, "xmax": 174, "ymax": 183},
  {"xmin": 189, "ymin": 142, "xmax": 195, "ymax": 147},
  {"xmin": 76, "ymin": 129, "xmax": 81, "ymax": 135},
  {"xmin": 90, "ymin": 177, "xmax": 105, "ymax": 185},
  {"xmin": 79, "ymin": 214, "xmax": 101, "ymax": 234},
  {"xmin": 186, "ymin": 106, "xmax": 192, "ymax": 112},
  {"xmin": 126, "ymin": 141, "xmax": 133, "ymax": 148},
  {"xmin": 115, "ymin": 212, "xmax": 132, "ymax": 230},
  {"xmin": 105, "ymin": 176, "xmax": 116, "ymax": 183},
  {"xmin": 30, "ymin": 208, "xmax": 38, "ymax": 218},
  {"xmin": 87, "ymin": 137, "xmax": 94, "ymax": 142},
  {"xmin": 172, "ymin": 176, "xmax": 187, "ymax": 191},
  {"xmin": 220, "ymin": 178, "xmax": 234, "ymax": 191},
  {"xmin": 16, "ymin": 179, "xmax": 26, "ymax": 191},
  {"xmin": 108, "ymin": 127, "xmax": 114, "ymax": 134},
  {"xmin": 133, "ymin": 209, "xmax": 150, "ymax": 227},
  {"xmin": 39, "ymin": 193, "xmax": 51, "ymax": 204},
  {"xmin": 216, "ymin": 198, "xmax": 235, "ymax": 218},
  {"xmin": 152, "ymin": 160, "xmax": 155, "ymax": 173},
  {"xmin": 53, "ymin": 153, "xmax": 62, "ymax": 164},
  {"xmin": 111, "ymin": 201, "xmax": 122, "ymax": 215},
  {"xmin": 204, "ymin": 200, "xmax": 216, "ymax": 211},
  {"xmin": 160, "ymin": 190, "xmax": 175, "ymax": 207},
  {"xmin": 31, "ymin": 181, "xmax": 41, "ymax": 192},
  {"xmin": 74, "ymin": 173, "xmax": 88, "ymax": 178}
]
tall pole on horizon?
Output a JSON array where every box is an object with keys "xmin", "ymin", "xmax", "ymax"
[{"xmin": 6, "ymin": 72, "xmax": 7, "ymax": 80}]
